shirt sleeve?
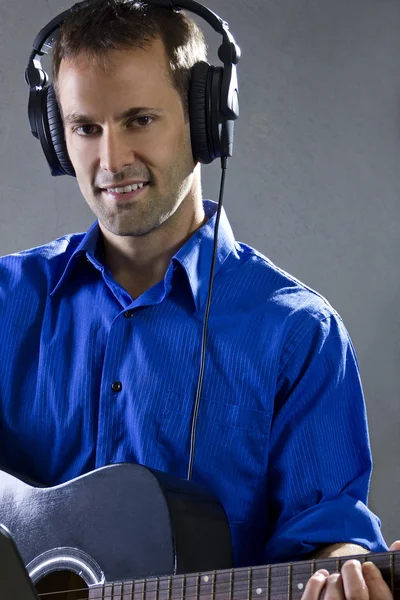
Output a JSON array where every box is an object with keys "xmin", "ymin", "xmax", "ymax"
[{"xmin": 263, "ymin": 309, "xmax": 387, "ymax": 564}]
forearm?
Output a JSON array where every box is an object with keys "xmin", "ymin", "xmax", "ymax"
[{"xmin": 312, "ymin": 543, "xmax": 370, "ymax": 558}]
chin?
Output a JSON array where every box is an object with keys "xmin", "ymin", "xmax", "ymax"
[{"xmin": 99, "ymin": 219, "xmax": 152, "ymax": 238}]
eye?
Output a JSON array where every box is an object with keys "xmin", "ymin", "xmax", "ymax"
[
  {"xmin": 73, "ymin": 125, "xmax": 99, "ymax": 136},
  {"xmin": 130, "ymin": 116, "xmax": 154, "ymax": 127}
]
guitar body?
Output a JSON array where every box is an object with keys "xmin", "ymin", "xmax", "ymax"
[
  {"xmin": 0, "ymin": 463, "xmax": 232, "ymax": 587},
  {"xmin": 0, "ymin": 463, "xmax": 399, "ymax": 600}
]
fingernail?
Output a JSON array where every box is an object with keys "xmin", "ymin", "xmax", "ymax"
[{"xmin": 315, "ymin": 570, "xmax": 328, "ymax": 579}]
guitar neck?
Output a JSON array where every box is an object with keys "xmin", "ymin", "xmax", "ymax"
[{"xmin": 89, "ymin": 550, "xmax": 400, "ymax": 600}]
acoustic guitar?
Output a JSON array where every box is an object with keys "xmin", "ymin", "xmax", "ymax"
[{"xmin": 0, "ymin": 463, "xmax": 398, "ymax": 599}]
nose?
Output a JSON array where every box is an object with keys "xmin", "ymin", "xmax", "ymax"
[{"xmin": 99, "ymin": 127, "xmax": 134, "ymax": 174}]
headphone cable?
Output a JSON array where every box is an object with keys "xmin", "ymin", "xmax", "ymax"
[{"xmin": 187, "ymin": 156, "xmax": 228, "ymax": 481}]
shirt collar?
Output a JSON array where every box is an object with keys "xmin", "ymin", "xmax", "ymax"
[
  {"xmin": 172, "ymin": 200, "xmax": 236, "ymax": 311},
  {"xmin": 50, "ymin": 200, "xmax": 237, "ymax": 310},
  {"xmin": 49, "ymin": 220, "xmax": 103, "ymax": 297}
]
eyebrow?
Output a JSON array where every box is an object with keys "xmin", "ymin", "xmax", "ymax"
[{"xmin": 63, "ymin": 106, "xmax": 165, "ymax": 126}]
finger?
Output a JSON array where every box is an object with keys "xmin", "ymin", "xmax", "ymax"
[
  {"xmin": 340, "ymin": 560, "xmax": 368, "ymax": 600},
  {"xmin": 362, "ymin": 561, "xmax": 393, "ymax": 600},
  {"xmin": 324, "ymin": 572, "xmax": 345, "ymax": 599},
  {"xmin": 300, "ymin": 570, "xmax": 329, "ymax": 599},
  {"xmin": 389, "ymin": 540, "xmax": 400, "ymax": 552}
]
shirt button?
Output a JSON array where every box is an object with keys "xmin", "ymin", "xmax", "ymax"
[
  {"xmin": 124, "ymin": 310, "xmax": 134, "ymax": 318},
  {"xmin": 111, "ymin": 381, "xmax": 122, "ymax": 393}
]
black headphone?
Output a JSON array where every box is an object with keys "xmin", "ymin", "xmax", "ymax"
[{"xmin": 25, "ymin": 0, "xmax": 240, "ymax": 177}]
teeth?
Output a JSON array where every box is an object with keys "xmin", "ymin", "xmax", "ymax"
[{"xmin": 107, "ymin": 183, "xmax": 145, "ymax": 193}]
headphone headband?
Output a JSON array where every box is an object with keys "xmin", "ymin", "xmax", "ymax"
[
  {"xmin": 29, "ymin": 0, "xmax": 240, "ymax": 61},
  {"xmin": 25, "ymin": 0, "xmax": 241, "ymax": 175}
]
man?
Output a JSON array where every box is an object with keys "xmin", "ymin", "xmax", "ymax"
[{"xmin": 0, "ymin": 1, "xmax": 398, "ymax": 598}]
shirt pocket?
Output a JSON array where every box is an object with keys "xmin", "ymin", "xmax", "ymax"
[{"xmin": 156, "ymin": 392, "xmax": 271, "ymax": 523}]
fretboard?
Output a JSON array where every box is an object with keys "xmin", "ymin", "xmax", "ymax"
[{"xmin": 88, "ymin": 550, "xmax": 400, "ymax": 600}]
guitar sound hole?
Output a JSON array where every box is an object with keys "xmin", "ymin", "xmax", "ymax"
[{"xmin": 35, "ymin": 571, "xmax": 89, "ymax": 600}]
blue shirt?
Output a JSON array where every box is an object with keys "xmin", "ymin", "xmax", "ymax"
[{"xmin": 0, "ymin": 200, "xmax": 387, "ymax": 566}]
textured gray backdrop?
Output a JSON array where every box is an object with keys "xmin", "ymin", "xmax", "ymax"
[{"xmin": 0, "ymin": 0, "xmax": 399, "ymax": 545}]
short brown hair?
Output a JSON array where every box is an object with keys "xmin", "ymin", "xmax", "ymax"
[{"xmin": 52, "ymin": 0, "xmax": 208, "ymax": 119}]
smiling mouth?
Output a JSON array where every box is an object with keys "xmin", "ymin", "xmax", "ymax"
[{"xmin": 100, "ymin": 183, "xmax": 150, "ymax": 201}]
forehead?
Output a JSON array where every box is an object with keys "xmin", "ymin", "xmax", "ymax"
[{"xmin": 57, "ymin": 40, "xmax": 176, "ymax": 116}]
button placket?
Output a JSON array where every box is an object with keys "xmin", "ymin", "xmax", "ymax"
[{"xmin": 109, "ymin": 311, "xmax": 133, "ymax": 395}]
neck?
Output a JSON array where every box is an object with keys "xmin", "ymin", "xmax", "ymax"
[
  {"xmin": 87, "ymin": 550, "xmax": 400, "ymax": 600},
  {"xmin": 99, "ymin": 195, "xmax": 206, "ymax": 299}
]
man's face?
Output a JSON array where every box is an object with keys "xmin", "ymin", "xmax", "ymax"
[{"xmin": 58, "ymin": 39, "xmax": 197, "ymax": 237}]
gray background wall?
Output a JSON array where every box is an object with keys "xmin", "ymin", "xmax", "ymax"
[{"xmin": 0, "ymin": 0, "xmax": 399, "ymax": 545}]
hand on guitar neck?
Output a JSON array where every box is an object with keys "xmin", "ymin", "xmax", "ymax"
[{"xmin": 301, "ymin": 540, "xmax": 400, "ymax": 599}]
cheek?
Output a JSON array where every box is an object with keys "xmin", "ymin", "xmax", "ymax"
[
  {"xmin": 66, "ymin": 137, "xmax": 95, "ymax": 182},
  {"xmin": 157, "ymin": 118, "xmax": 191, "ymax": 153},
  {"xmin": 156, "ymin": 124, "xmax": 193, "ymax": 171}
]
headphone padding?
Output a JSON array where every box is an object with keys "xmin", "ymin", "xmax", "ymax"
[
  {"xmin": 46, "ymin": 85, "xmax": 75, "ymax": 177},
  {"xmin": 189, "ymin": 61, "xmax": 213, "ymax": 165}
]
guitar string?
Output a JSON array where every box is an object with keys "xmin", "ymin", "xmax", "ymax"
[
  {"xmin": 35, "ymin": 553, "xmax": 399, "ymax": 600},
  {"xmin": 55, "ymin": 581, "xmax": 400, "ymax": 600},
  {"xmin": 73, "ymin": 591, "xmax": 400, "ymax": 600},
  {"xmin": 39, "ymin": 581, "xmax": 400, "ymax": 600},
  {"xmin": 69, "ymin": 578, "xmax": 400, "ymax": 600},
  {"xmin": 37, "ymin": 563, "xmax": 400, "ymax": 599}
]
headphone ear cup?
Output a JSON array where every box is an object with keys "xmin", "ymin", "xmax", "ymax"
[
  {"xmin": 45, "ymin": 85, "xmax": 75, "ymax": 177},
  {"xmin": 189, "ymin": 61, "xmax": 215, "ymax": 164}
]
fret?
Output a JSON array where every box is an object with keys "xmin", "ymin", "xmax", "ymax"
[
  {"xmin": 391, "ymin": 551, "xmax": 395, "ymax": 594},
  {"xmin": 181, "ymin": 574, "xmax": 186, "ymax": 600},
  {"xmin": 319, "ymin": 557, "xmax": 339, "ymax": 576},
  {"xmin": 134, "ymin": 580, "xmax": 146, "ymax": 600},
  {"xmin": 267, "ymin": 565, "xmax": 271, "ymax": 600},
  {"xmin": 89, "ymin": 584, "xmax": 103, "ymax": 600},
  {"xmin": 248, "ymin": 567, "xmax": 252, "ymax": 600},
  {"xmin": 199, "ymin": 569, "xmax": 213, "ymax": 600},
  {"xmin": 370, "ymin": 552, "xmax": 394, "ymax": 591},
  {"xmin": 393, "ymin": 551, "xmax": 400, "ymax": 598},
  {"xmin": 157, "ymin": 575, "xmax": 172, "ymax": 600},
  {"xmin": 250, "ymin": 566, "xmax": 268, "ymax": 600},
  {"xmin": 121, "ymin": 580, "xmax": 134, "ymax": 600},
  {"xmin": 291, "ymin": 561, "xmax": 313, "ymax": 600},
  {"xmin": 169, "ymin": 573, "xmax": 186, "ymax": 600},
  {"xmin": 212, "ymin": 571, "xmax": 216, "ymax": 600},
  {"xmin": 232, "ymin": 567, "xmax": 252, "ymax": 600},
  {"xmin": 212, "ymin": 567, "xmax": 233, "ymax": 600},
  {"xmin": 269, "ymin": 564, "xmax": 290, "ymax": 600},
  {"xmin": 184, "ymin": 572, "xmax": 199, "ymax": 600},
  {"xmin": 113, "ymin": 582, "xmax": 123, "ymax": 600},
  {"xmin": 103, "ymin": 582, "xmax": 114, "ymax": 600},
  {"xmin": 143, "ymin": 577, "xmax": 158, "ymax": 600},
  {"xmin": 290, "ymin": 558, "xmax": 335, "ymax": 600},
  {"xmin": 287, "ymin": 563, "xmax": 292, "ymax": 600}
]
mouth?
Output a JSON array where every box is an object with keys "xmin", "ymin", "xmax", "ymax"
[{"xmin": 100, "ymin": 182, "xmax": 150, "ymax": 201}]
